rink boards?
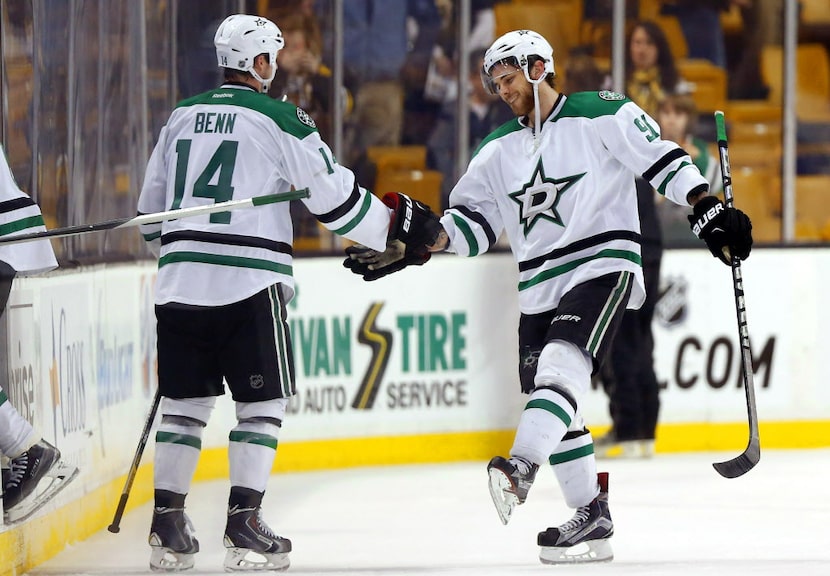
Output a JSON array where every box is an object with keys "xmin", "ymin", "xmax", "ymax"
[{"xmin": 1, "ymin": 248, "xmax": 828, "ymax": 575}]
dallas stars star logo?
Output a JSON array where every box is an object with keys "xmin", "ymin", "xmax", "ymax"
[
  {"xmin": 508, "ymin": 158, "xmax": 585, "ymax": 235},
  {"xmin": 254, "ymin": 17, "xmax": 267, "ymax": 27}
]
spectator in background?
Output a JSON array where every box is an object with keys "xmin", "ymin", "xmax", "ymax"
[
  {"xmin": 626, "ymin": 20, "xmax": 684, "ymax": 118},
  {"xmin": 269, "ymin": 11, "xmax": 347, "ymax": 248},
  {"xmin": 427, "ymin": 48, "xmax": 513, "ymax": 208},
  {"xmin": 654, "ymin": 93, "xmax": 724, "ymax": 245},
  {"xmin": 268, "ymin": 12, "xmax": 340, "ymax": 143},
  {"xmin": 267, "ymin": 0, "xmax": 322, "ymax": 57},
  {"xmin": 659, "ymin": 0, "xmax": 739, "ymax": 69},
  {"xmin": 562, "ymin": 49, "xmax": 606, "ymax": 94},
  {"xmin": 342, "ymin": 0, "xmax": 441, "ymax": 187},
  {"xmin": 728, "ymin": 0, "xmax": 773, "ymax": 100},
  {"xmin": 424, "ymin": 0, "xmax": 505, "ymax": 106}
]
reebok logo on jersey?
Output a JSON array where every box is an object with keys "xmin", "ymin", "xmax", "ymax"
[{"xmin": 691, "ymin": 202, "xmax": 724, "ymax": 236}]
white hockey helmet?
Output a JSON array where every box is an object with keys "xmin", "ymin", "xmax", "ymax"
[
  {"xmin": 481, "ymin": 29, "xmax": 555, "ymax": 95},
  {"xmin": 214, "ymin": 14, "xmax": 284, "ymax": 91}
]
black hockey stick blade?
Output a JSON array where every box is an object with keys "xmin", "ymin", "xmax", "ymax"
[{"xmin": 713, "ymin": 436, "xmax": 760, "ymax": 478}]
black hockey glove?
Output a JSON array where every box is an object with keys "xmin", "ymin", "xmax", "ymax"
[
  {"xmin": 382, "ymin": 192, "xmax": 443, "ymax": 249},
  {"xmin": 688, "ymin": 195, "xmax": 753, "ymax": 265},
  {"xmin": 343, "ymin": 240, "xmax": 431, "ymax": 282}
]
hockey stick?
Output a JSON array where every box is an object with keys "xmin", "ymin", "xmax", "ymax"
[
  {"xmin": 711, "ymin": 111, "xmax": 760, "ymax": 478},
  {"xmin": 0, "ymin": 188, "xmax": 310, "ymax": 246},
  {"xmin": 108, "ymin": 390, "xmax": 161, "ymax": 533}
]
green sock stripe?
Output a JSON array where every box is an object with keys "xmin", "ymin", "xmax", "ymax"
[
  {"xmin": 525, "ymin": 398, "xmax": 572, "ymax": 427},
  {"xmin": 549, "ymin": 443, "xmax": 595, "ymax": 465},
  {"xmin": 229, "ymin": 430, "xmax": 278, "ymax": 450},
  {"xmin": 155, "ymin": 431, "xmax": 202, "ymax": 450},
  {"xmin": 0, "ymin": 390, "xmax": 7, "ymax": 405}
]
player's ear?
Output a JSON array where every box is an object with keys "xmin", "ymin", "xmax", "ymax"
[{"xmin": 531, "ymin": 60, "xmax": 546, "ymax": 81}]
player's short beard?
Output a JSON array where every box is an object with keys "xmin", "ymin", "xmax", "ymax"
[{"xmin": 509, "ymin": 89, "xmax": 534, "ymax": 118}]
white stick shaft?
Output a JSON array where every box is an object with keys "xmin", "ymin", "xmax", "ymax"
[{"xmin": 0, "ymin": 188, "xmax": 309, "ymax": 245}]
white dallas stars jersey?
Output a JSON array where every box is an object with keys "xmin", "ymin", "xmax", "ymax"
[
  {"xmin": 441, "ymin": 91, "xmax": 708, "ymax": 315},
  {"xmin": 139, "ymin": 84, "xmax": 390, "ymax": 306},
  {"xmin": 0, "ymin": 146, "xmax": 58, "ymax": 274}
]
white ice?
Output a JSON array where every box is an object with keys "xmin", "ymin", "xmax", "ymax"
[{"xmin": 27, "ymin": 449, "xmax": 830, "ymax": 575}]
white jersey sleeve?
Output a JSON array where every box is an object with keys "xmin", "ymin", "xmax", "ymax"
[
  {"xmin": 439, "ymin": 144, "xmax": 505, "ymax": 257},
  {"xmin": 276, "ymin": 123, "xmax": 390, "ymax": 252},
  {"xmin": 137, "ymin": 127, "xmax": 170, "ymax": 256},
  {"xmin": 594, "ymin": 98, "xmax": 709, "ymax": 207},
  {"xmin": 0, "ymin": 145, "xmax": 58, "ymax": 275}
]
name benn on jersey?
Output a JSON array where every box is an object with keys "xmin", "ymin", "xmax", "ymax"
[
  {"xmin": 194, "ymin": 112, "xmax": 236, "ymax": 134},
  {"xmin": 508, "ymin": 158, "xmax": 586, "ymax": 235}
]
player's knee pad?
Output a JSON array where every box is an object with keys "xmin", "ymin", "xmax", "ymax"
[
  {"xmin": 233, "ymin": 398, "xmax": 287, "ymax": 437},
  {"xmin": 160, "ymin": 396, "xmax": 216, "ymax": 428},
  {"xmin": 534, "ymin": 340, "xmax": 593, "ymax": 400}
]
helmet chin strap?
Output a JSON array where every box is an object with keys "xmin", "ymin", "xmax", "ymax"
[
  {"xmin": 528, "ymin": 72, "xmax": 547, "ymax": 152},
  {"xmin": 532, "ymin": 82, "xmax": 541, "ymax": 151},
  {"xmin": 250, "ymin": 65, "xmax": 277, "ymax": 93}
]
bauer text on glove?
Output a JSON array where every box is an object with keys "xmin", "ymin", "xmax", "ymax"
[
  {"xmin": 382, "ymin": 192, "xmax": 443, "ymax": 249},
  {"xmin": 688, "ymin": 195, "xmax": 753, "ymax": 265}
]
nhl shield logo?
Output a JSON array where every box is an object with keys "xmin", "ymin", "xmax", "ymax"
[
  {"xmin": 249, "ymin": 374, "xmax": 265, "ymax": 389},
  {"xmin": 655, "ymin": 276, "xmax": 687, "ymax": 327}
]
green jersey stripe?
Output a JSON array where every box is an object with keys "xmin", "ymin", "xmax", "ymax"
[
  {"xmin": 331, "ymin": 191, "xmax": 372, "ymax": 236},
  {"xmin": 0, "ymin": 215, "xmax": 45, "ymax": 237},
  {"xmin": 158, "ymin": 251, "xmax": 293, "ymax": 275},
  {"xmin": 451, "ymin": 213, "xmax": 479, "ymax": 256},
  {"xmin": 518, "ymin": 249, "xmax": 641, "ymax": 291}
]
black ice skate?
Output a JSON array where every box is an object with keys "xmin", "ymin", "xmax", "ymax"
[
  {"xmin": 487, "ymin": 455, "xmax": 539, "ymax": 525},
  {"xmin": 2, "ymin": 439, "xmax": 79, "ymax": 524},
  {"xmin": 223, "ymin": 505, "xmax": 291, "ymax": 572},
  {"xmin": 537, "ymin": 471, "xmax": 614, "ymax": 564},
  {"xmin": 148, "ymin": 506, "xmax": 199, "ymax": 571}
]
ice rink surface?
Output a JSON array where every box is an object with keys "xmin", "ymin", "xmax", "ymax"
[{"xmin": 28, "ymin": 449, "xmax": 830, "ymax": 576}]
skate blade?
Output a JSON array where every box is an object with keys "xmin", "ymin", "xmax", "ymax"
[
  {"xmin": 223, "ymin": 547, "xmax": 290, "ymax": 572},
  {"xmin": 539, "ymin": 538, "xmax": 614, "ymax": 564},
  {"xmin": 149, "ymin": 546, "xmax": 196, "ymax": 572},
  {"xmin": 3, "ymin": 462, "xmax": 79, "ymax": 524},
  {"xmin": 487, "ymin": 466, "xmax": 519, "ymax": 525}
]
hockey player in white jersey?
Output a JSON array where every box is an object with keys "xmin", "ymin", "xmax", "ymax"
[
  {"xmin": 344, "ymin": 30, "xmax": 753, "ymax": 564},
  {"xmin": 137, "ymin": 13, "xmax": 437, "ymax": 572},
  {"xmin": 0, "ymin": 146, "xmax": 79, "ymax": 524}
]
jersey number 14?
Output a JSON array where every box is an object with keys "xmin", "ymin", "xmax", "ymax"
[{"xmin": 171, "ymin": 139, "xmax": 239, "ymax": 224}]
